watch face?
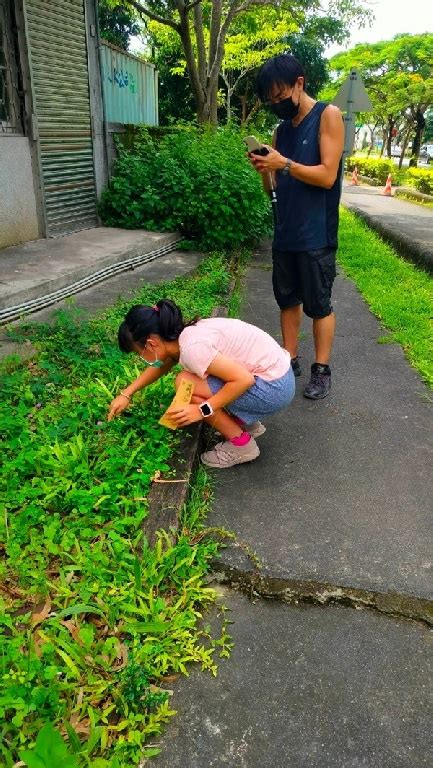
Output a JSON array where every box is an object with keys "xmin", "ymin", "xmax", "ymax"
[{"xmin": 200, "ymin": 403, "xmax": 212, "ymax": 417}]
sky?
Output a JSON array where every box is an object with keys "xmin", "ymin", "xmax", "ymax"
[{"xmin": 325, "ymin": 0, "xmax": 431, "ymax": 58}]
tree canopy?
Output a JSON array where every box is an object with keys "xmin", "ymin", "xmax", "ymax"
[
  {"xmin": 107, "ymin": 0, "xmax": 371, "ymax": 123},
  {"xmin": 98, "ymin": 0, "xmax": 141, "ymax": 50},
  {"xmin": 324, "ymin": 34, "xmax": 433, "ymax": 161}
]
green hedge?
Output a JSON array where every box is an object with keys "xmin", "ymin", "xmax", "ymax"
[
  {"xmin": 346, "ymin": 157, "xmax": 433, "ymax": 193},
  {"xmin": 346, "ymin": 156, "xmax": 404, "ymax": 185},
  {"xmin": 405, "ymin": 167, "xmax": 433, "ymax": 196},
  {"xmin": 100, "ymin": 126, "xmax": 271, "ymax": 251}
]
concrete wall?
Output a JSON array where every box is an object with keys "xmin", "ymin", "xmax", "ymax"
[{"xmin": 0, "ymin": 137, "xmax": 40, "ymax": 248}]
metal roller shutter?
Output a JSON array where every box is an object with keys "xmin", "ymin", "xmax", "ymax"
[{"xmin": 24, "ymin": 0, "xmax": 98, "ymax": 236}]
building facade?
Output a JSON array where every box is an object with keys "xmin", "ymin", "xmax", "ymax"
[{"xmin": 0, "ymin": 0, "xmax": 158, "ymax": 250}]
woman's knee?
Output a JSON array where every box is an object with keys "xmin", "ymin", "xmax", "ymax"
[
  {"xmin": 175, "ymin": 371, "xmax": 197, "ymax": 389},
  {"xmin": 175, "ymin": 371, "xmax": 212, "ymax": 399}
]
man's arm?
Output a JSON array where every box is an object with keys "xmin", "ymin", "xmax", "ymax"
[{"xmin": 250, "ymin": 105, "xmax": 344, "ymax": 190}]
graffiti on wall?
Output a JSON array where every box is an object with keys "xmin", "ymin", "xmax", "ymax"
[
  {"xmin": 108, "ymin": 68, "xmax": 137, "ymax": 94},
  {"xmin": 100, "ymin": 41, "xmax": 158, "ymax": 124}
]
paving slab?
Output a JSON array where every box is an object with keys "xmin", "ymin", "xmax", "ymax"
[
  {"xmin": 0, "ymin": 249, "xmax": 202, "ymax": 359},
  {"xmin": 153, "ymin": 589, "xmax": 433, "ymax": 768},
  {"xmin": 342, "ymin": 185, "xmax": 433, "ymax": 272},
  {"xmin": 0, "ymin": 227, "xmax": 181, "ymax": 310},
  {"xmin": 208, "ymin": 245, "xmax": 433, "ymax": 602}
]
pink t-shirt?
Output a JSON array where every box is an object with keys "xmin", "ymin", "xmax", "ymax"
[{"xmin": 178, "ymin": 318, "xmax": 291, "ymax": 381}]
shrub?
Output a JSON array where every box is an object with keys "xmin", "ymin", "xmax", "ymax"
[
  {"xmin": 100, "ymin": 125, "xmax": 271, "ymax": 251},
  {"xmin": 346, "ymin": 156, "xmax": 404, "ymax": 185},
  {"xmin": 405, "ymin": 167, "xmax": 433, "ymax": 196}
]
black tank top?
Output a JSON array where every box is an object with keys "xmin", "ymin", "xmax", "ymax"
[{"xmin": 273, "ymin": 101, "xmax": 342, "ymax": 252}]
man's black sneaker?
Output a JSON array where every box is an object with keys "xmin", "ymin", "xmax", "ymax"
[
  {"xmin": 303, "ymin": 363, "xmax": 331, "ymax": 399},
  {"xmin": 291, "ymin": 356, "xmax": 302, "ymax": 377}
]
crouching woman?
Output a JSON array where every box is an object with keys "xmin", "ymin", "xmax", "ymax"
[{"xmin": 107, "ymin": 300, "xmax": 295, "ymax": 468}]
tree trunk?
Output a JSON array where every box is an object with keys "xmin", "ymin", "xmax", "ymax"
[
  {"xmin": 409, "ymin": 108, "xmax": 426, "ymax": 167},
  {"xmin": 239, "ymin": 93, "xmax": 247, "ymax": 124},
  {"xmin": 126, "ymin": 0, "xmax": 241, "ymax": 126},
  {"xmin": 227, "ymin": 88, "xmax": 232, "ymax": 122},
  {"xmin": 367, "ymin": 127, "xmax": 374, "ymax": 156},
  {"xmin": 386, "ymin": 118, "xmax": 395, "ymax": 158},
  {"xmin": 399, "ymin": 128, "xmax": 411, "ymax": 169},
  {"xmin": 367, "ymin": 121, "xmax": 379, "ymax": 156}
]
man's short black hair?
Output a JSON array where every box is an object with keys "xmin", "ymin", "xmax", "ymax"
[{"xmin": 256, "ymin": 54, "xmax": 305, "ymax": 102}]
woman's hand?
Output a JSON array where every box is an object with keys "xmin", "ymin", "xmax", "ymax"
[
  {"xmin": 167, "ymin": 403, "xmax": 203, "ymax": 428},
  {"xmin": 248, "ymin": 147, "xmax": 286, "ymax": 173},
  {"xmin": 107, "ymin": 394, "xmax": 130, "ymax": 421}
]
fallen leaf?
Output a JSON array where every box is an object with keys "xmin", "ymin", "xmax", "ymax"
[
  {"xmin": 61, "ymin": 619, "xmax": 82, "ymax": 645},
  {"xmin": 31, "ymin": 598, "xmax": 52, "ymax": 628},
  {"xmin": 70, "ymin": 714, "xmax": 91, "ymax": 737},
  {"xmin": 160, "ymin": 674, "xmax": 180, "ymax": 683}
]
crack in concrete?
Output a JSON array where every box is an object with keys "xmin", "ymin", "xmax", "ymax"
[{"xmin": 211, "ymin": 559, "xmax": 433, "ymax": 628}]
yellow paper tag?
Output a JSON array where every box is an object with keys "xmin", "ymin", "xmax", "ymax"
[{"xmin": 158, "ymin": 379, "xmax": 194, "ymax": 430}]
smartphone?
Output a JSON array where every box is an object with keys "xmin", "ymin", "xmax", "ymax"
[{"xmin": 243, "ymin": 135, "xmax": 270, "ymax": 156}]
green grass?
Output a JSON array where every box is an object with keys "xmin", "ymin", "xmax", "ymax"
[
  {"xmin": 0, "ymin": 253, "xmax": 234, "ymax": 767},
  {"xmin": 338, "ymin": 208, "xmax": 433, "ymax": 388}
]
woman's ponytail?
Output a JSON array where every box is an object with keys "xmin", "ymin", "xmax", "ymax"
[
  {"xmin": 118, "ymin": 299, "xmax": 196, "ymax": 352},
  {"xmin": 155, "ymin": 299, "xmax": 185, "ymax": 340}
]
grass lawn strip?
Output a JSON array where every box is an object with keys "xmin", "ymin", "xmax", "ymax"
[
  {"xmin": 338, "ymin": 208, "xmax": 433, "ymax": 388},
  {"xmin": 0, "ymin": 254, "xmax": 233, "ymax": 767}
]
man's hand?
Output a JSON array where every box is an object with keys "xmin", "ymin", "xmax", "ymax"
[
  {"xmin": 167, "ymin": 403, "xmax": 203, "ymax": 427},
  {"xmin": 107, "ymin": 394, "xmax": 130, "ymax": 421},
  {"xmin": 248, "ymin": 147, "xmax": 286, "ymax": 173}
]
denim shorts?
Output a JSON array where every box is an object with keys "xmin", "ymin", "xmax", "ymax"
[{"xmin": 207, "ymin": 366, "xmax": 295, "ymax": 425}]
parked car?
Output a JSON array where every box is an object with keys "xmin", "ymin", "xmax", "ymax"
[
  {"xmin": 419, "ymin": 144, "xmax": 433, "ymax": 163},
  {"xmin": 390, "ymin": 145, "xmax": 402, "ymax": 157}
]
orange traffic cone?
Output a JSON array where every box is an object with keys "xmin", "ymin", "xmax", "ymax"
[
  {"xmin": 350, "ymin": 166, "xmax": 359, "ymax": 185},
  {"xmin": 382, "ymin": 174, "xmax": 392, "ymax": 196}
]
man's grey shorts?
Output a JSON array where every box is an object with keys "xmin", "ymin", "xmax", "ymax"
[{"xmin": 207, "ymin": 367, "xmax": 295, "ymax": 425}]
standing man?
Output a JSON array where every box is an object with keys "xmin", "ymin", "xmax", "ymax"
[{"xmin": 249, "ymin": 54, "xmax": 344, "ymax": 399}]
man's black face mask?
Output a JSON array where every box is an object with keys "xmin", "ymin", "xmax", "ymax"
[{"xmin": 268, "ymin": 95, "xmax": 300, "ymax": 121}]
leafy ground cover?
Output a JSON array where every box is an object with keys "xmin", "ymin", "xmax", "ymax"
[
  {"xmin": 0, "ymin": 254, "xmax": 234, "ymax": 767},
  {"xmin": 338, "ymin": 208, "xmax": 433, "ymax": 388}
]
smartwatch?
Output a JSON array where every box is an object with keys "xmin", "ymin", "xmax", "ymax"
[
  {"xmin": 199, "ymin": 401, "xmax": 214, "ymax": 418},
  {"xmin": 281, "ymin": 158, "xmax": 294, "ymax": 176}
]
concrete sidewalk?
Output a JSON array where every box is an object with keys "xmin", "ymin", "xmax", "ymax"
[
  {"xmin": 0, "ymin": 245, "xmax": 202, "ymax": 360},
  {"xmin": 0, "ymin": 227, "xmax": 182, "ymax": 321},
  {"xmin": 342, "ymin": 184, "xmax": 433, "ymax": 272},
  {"xmin": 154, "ymin": 243, "xmax": 433, "ymax": 766}
]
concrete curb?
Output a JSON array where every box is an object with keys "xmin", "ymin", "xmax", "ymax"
[
  {"xmin": 342, "ymin": 204, "xmax": 433, "ymax": 274},
  {"xmin": 211, "ymin": 559, "xmax": 433, "ymax": 628},
  {"xmin": 395, "ymin": 187, "xmax": 433, "ymax": 204},
  {"xmin": 144, "ymin": 297, "xmax": 233, "ymax": 547},
  {"xmin": 144, "ymin": 426, "xmax": 203, "ymax": 547},
  {"xmin": 0, "ymin": 234, "xmax": 183, "ymax": 324},
  {"xmin": 344, "ymin": 172, "xmax": 382, "ymax": 187}
]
